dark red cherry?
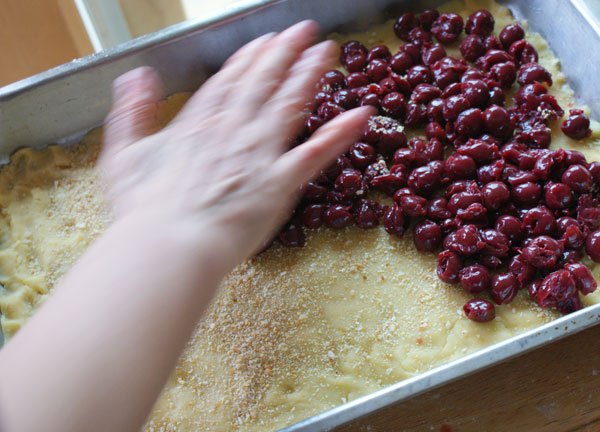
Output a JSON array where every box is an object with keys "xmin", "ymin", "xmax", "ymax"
[
  {"xmin": 491, "ymin": 273, "xmax": 518, "ymax": 304},
  {"xmin": 522, "ymin": 206, "xmax": 557, "ymax": 237},
  {"xmin": 355, "ymin": 199, "xmax": 380, "ymax": 229},
  {"xmin": 522, "ymin": 235, "xmax": 563, "ymax": 271},
  {"xmin": 381, "ymin": 92, "xmax": 407, "ymax": 118},
  {"xmin": 562, "ymin": 164, "xmax": 592, "ymax": 193},
  {"xmin": 482, "ymin": 181, "xmax": 510, "ymax": 210},
  {"xmin": 586, "ymin": 230, "xmax": 600, "ymax": 262},
  {"xmin": 279, "ymin": 222, "xmax": 306, "ymax": 247},
  {"xmin": 537, "ymin": 269, "xmax": 577, "ymax": 307},
  {"xmin": 508, "ymin": 254, "xmax": 536, "ymax": 288},
  {"xmin": 398, "ymin": 194, "xmax": 428, "ymax": 217},
  {"xmin": 561, "ymin": 109, "xmax": 591, "ymax": 140},
  {"xmin": 348, "ymin": 142, "xmax": 376, "ymax": 169},
  {"xmin": 517, "ymin": 62, "xmax": 552, "ymax": 86},
  {"xmin": 411, "ymin": 83, "xmax": 442, "ymax": 104},
  {"xmin": 460, "ymin": 264, "xmax": 491, "ymax": 293},
  {"xmin": 463, "ymin": 299, "xmax": 495, "ymax": 322},
  {"xmin": 413, "ymin": 220, "xmax": 443, "ymax": 252},
  {"xmin": 428, "ymin": 197, "xmax": 452, "ymax": 220},
  {"xmin": 323, "ymin": 205, "xmax": 354, "ymax": 229},
  {"xmin": 443, "ymin": 95, "xmax": 470, "ymax": 122},
  {"xmin": 565, "ymin": 263, "xmax": 597, "ymax": 295},
  {"xmin": 367, "ymin": 58, "xmax": 390, "ymax": 82},
  {"xmin": 394, "ymin": 12, "xmax": 419, "ymax": 41},
  {"xmin": 483, "ymin": 105, "xmax": 512, "ymax": 140},
  {"xmin": 445, "ymin": 154, "xmax": 477, "ymax": 180},
  {"xmin": 419, "ymin": 9, "xmax": 440, "ymax": 31},
  {"xmin": 511, "ymin": 182, "xmax": 542, "ymax": 207},
  {"xmin": 460, "ymin": 34, "xmax": 486, "ymax": 62},
  {"xmin": 465, "ymin": 10, "xmax": 494, "ymax": 37},
  {"xmin": 319, "ymin": 70, "xmax": 346, "ymax": 92},
  {"xmin": 422, "ymin": 44, "xmax": 447, "ymax": 66},
  {"xmin": 437, "ymin": 250, "xmax": 462, "ymax": 283},
  {"xmin": 509, "ymin": 40, "xmax": 539, "ymax": 64},
  {"xmin": 544, "ymin": 182, "xmax": 573, "ymax": 209},
  {"xmin": 495, "ymin": 215, "xmax": 524, "ymax": 244},
  {"xmin": 300, "ymin": 204, "xmax": 326, "ymax": 229},
  {"xmin": 431, "ymin": 13, "xmax": 464, "ymax": 44},
  {"xmin": 461, "ymin": 79, "xmax": 490, "ymax": 108},
  {"xmin": 367, "ymin": 45, "xmax": 392, "ymax": 63},
  {"xmin": 455, "ymin": 108, "xmax": 484, "ymax": 138},
  {"xmin": 499, "ymin": 23, "xmax": 525, "ymax": 49},
  {"xmin": 407, "ymin": 65, "xmax": 433, "ymax": 87},
  {"xmin": 345, "ymin": 72, "xmax": 370, "ymax": 88},
  {"xmin": 383, "ymin": 203, "xmax": 406, "ymax": 237}
]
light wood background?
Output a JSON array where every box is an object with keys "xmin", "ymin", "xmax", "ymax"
[
  {"xmin": 0, "ymin": 0, "xmax": 93, "ymax": 86},
  {"xmin": 119, "ymin": 0, "xmax": 185, "ymax": 38},
  {"xmin": 0, "ymin": 0, "xmax": 238, "ymax": 87}
]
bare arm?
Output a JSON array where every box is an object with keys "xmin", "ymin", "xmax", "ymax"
[{"xmin": 0, "ymin": 21, "xmax": 373, "ymax": 432}]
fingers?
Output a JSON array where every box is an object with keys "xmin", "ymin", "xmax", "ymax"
[
  {"xmin": 173, "ymin": 32, "xmax": 275, "ymax": 125},
  {"xmin": 104, "ymin": 67, "xmax": 164, "ymax": 155},
  {"xmin": 259, "ymin": 40, "xmax": 338, "ymax": 148},
  {"xmin": 271, "ymin": 106, "xmax": 375, "ymax": 191},
  {"xmin": 230, "ymin": 20, "xmax": 319, "ymax": 122}
]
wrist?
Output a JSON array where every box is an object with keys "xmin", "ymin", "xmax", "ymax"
[{"xmin": 110, "ymin": 209, "xmax": 236, "ymax": 284}]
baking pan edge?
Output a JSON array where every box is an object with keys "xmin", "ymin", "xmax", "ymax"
[{"xmin": 281, "ymin": 302, "xmax": 600, "ymax": 431}]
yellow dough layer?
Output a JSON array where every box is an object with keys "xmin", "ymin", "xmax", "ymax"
[{"xmin": 1, "ymin": 0, "xmax": 600, "ymax": 431}]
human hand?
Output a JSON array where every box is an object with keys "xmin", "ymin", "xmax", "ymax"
[{"xmin": 100, "ymin": 21, "xmax": 373, "ymax": 274}]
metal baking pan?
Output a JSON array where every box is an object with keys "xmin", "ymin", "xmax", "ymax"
[{"xmin": 1, "ymin": 0, "xmax": 600, "ymax": 430}]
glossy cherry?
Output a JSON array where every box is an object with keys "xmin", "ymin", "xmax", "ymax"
[
  {"xmin": 561, "ymin": 109, "xmax": 591, "ymax": 140},
  {"xmin": 394, "ymin": 12, "xmax": 419, "ymax": 41},
  {"xmin": 491, "ymin": 273, "xmax": 519, "ymax": 304},
  {"xmin": 586, "ymin": 230, "xmax": 600, "ymax": 262},
  {"xmin": 465, "ymin": 9, "xmax": 494, "ymax": 37},
  {"xmin": 323, "ymin": 205, "xmax": 354, "ymax": 229},
  {"xmin": 437, "ymin": 249, "xmax": 462, "ymax": 283},
  {"xmin": 279, "ymin": 222, "xmax": 306, "ymax": 247},
  {"xmin": 419, "ymin": 9, "xmax": 440, "ymax": 31},
  {"xmin": 459, "ymin": 264, "xmax": 491, "ymax": 293},
  {"xmin": 463, "ymin": 299, "xmax": 495, "ymax": 322},
  {"xmin": 564, "ymin": 263, "xmax": 597, "ymax": 295},
  {"xmin": 459, "ymin": 34, "xmax": 486, "ymax": 62},
  {"xmin": 499, "ymin": 23, "xmax": 524, "ymax": 49},
  {"xmin": 431, "ymin": 13, "xmax": 464, "ymax": 44},
  {"xmin": 413, "ymin": 220, "xmax": 443, "ymax": 252}
]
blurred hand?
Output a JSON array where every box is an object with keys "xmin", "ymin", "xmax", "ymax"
[{"xmin": 100, "ymin": 21, "xmax": 373, "ymax": 272}]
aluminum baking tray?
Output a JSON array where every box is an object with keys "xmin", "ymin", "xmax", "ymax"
[{"xmin": 1, "ymin": 0, "xmax": 600, "ymax": 430}]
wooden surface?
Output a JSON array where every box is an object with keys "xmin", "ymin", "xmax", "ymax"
[
  {"xmin": 335, "ymin": 324, "xmax": 600, "ymax": 432},
  {"xmin": 0, "ymin": 0, "xmax": 239, "ymax": 87},
  {"xmin": 0, "ymin": 0, "xmax": 93, "ymax": 87},
  {"xmin": 119, "ymin": 0, "xmax": 185, "ymax": 38}
]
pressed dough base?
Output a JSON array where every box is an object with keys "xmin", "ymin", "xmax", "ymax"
[{"xmin": 1, "ymin": 0, "xmax": 600, "ymax": 430}]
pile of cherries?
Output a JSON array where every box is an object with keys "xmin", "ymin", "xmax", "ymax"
[{"xmin": 277, "ymin": 8, "xmax": 599, "ymax": 322}]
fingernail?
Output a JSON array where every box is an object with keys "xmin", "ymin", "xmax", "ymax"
[
  {"xmin": 112, "ymin": 67, "xmax": 160, "ymax": 101},
  {"xmin": 260, "ymin": 32, "xmax": 276, "ymax": 41},
  {"xmin": 304, "ymin": 40, "xmax": 337, "ymax": 58},
  {"xmin": 249, "ymin": 32, "xmax": 275, "ymax": 48},
  {"xmin": 355, "ymin": 105, "xmax": 377, "ymax": 117},
  {"xmin": 113, "ymin": 69, "xmax": 141, "ymax": 100},
  {"xmin": 284, "ymin": 20, "xmax": 319, "ymax": 38}
]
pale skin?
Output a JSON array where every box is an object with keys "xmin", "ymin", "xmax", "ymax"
[{"xmin": 0, "ymin": 21, "xmax": 373, "ymax": 432}]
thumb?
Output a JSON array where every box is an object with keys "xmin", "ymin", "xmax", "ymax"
[{"xmin": 103, "ymin": 66, "xmax": 164, "ymax": 155}]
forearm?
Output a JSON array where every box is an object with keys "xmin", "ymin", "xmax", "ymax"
[{"xmin": 0, "ymin": 213, "xmax": 226, "ymax": 432}]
